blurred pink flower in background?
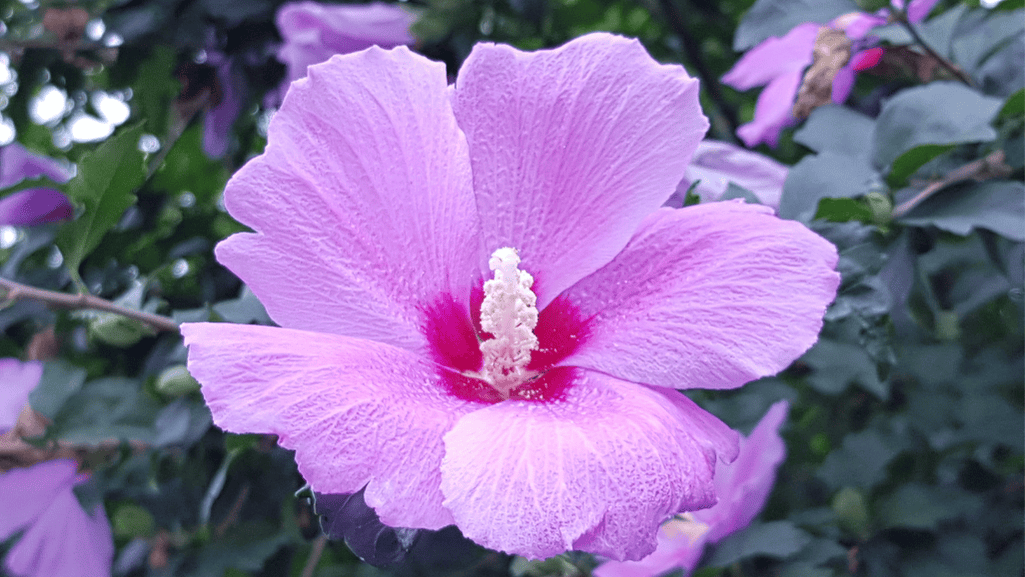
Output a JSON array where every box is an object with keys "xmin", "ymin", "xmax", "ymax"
[
  {"xmin": 202, "ymin": 50, "xmax": 248, "ymax": 158},
  {"xmin": 595, "ymin": 401, "xmax": 790, "ymax": 577},
  {"xmin": 0, "ymin": 359, "xmax": 114, "ymax": 577},
  {"xmin": 182, "ymin": 33, "xmax": 838, "ymax": 561},
  {"xmin": 276, "ymin": 1, "xmax": 416, "ymax": 87},
  {"xmin": 676, "ymin": 140, "xmax": 789, "ymax": 208},
  {"xmin": 723, "ymin": 0, "xmax": 941, "ymax": 147},
  {"xmin": 0, "ymin": 143, "xmax": 73, "ymax": 226}
]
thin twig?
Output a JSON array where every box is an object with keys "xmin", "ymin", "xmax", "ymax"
[
  {"xmin": 893, "ymin": 10, "xmax": 976, "ymax": 87},
  {"xmin": 300, "ymin": 534, "xmax": 328, "ymax": 577},
  {"xmin": 0, "ymin": 276, "xmax": 179, "ymax": 332},
  {"xmin": 891, "ymin": 150, "xmax": 1010, "ymax": 218},
  {"xmin": 655, "ymin": 0, "xmax": 740, "ymax": 139},
  {"xmin": 214, "ymin": 484, "xmax": 251, "ymax": 538}
]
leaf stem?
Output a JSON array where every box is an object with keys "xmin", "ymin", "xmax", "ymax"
[
  {"xmin": 300, "ymin": 535, "xmax": 328, "ymax": 577},
  {"xmin": 892, "ymin": 9, "xmax": 975, "ymax": 87},
  {"xmin": 891, "ymin": 150, "xmax": 1010, "ymax": 218},
  {"xmin": 0, "ymin": 276, "xmax": 179, "ymax": 332}
]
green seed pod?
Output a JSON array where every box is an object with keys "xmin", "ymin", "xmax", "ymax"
[
  {"xmin": 88, "ymin": 313, "xmax": 147, "ymax": 347},
  {"xmin": 832, "ymin": 486, "xmax": 870, "ymax": 539},
  {"xmin": 155, "ymin": 364, "xmax": 201, "ymax": 397},
  {"xmin": 112, "ymin": 503, "xmax": 155, "ymax": 539}
]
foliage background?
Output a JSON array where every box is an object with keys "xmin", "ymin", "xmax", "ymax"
[{"xmin": 0, "ymin": 0, "xmax": 1022, "ymax": 576}]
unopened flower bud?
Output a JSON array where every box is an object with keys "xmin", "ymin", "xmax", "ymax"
[{"xmin": 155, "ymin": 365, "xmax": 201, "ymax": 397}]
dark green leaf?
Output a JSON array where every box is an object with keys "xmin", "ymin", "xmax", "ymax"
[
  {"xmin": 794, "ymin": 105, "xmax": 875, "ymax": 157},
  {"xmin": 817, "ymin": 429, "xmax": 898, "ymax": 490},
  {"xmin": 815, "ymin": 198, "xmax": 875, "ymax": 223},
  {"xmin": 186, "ymin": 523, "xmax": 292, "ymax": 576},
  {"xmin": 212, "ymin": 285, "xmax": 272, "ymax": 325},
  {"xmin": 877, "ymin": 484, "xmax": 984, "ymax": 530},
  {"xmin": 708, "ymin": 521, "xmax": 814, "ymax": 566},
  {"xmin": 888, "ymin": 144, "xmax": 956, "ymax": 186},
  {"xmin": 55, "ymin": 124, "xmax": 147, "ymax": 274},
  {"xmin": 733, "ymin": 0, "xmax": 858, "ymax": 50},
  {"xmin": 28, "ymin": 360, "xmax": 87, "ymax": 419},
  {"xmin": 48, "ymin": 377, "xmax": 160, "ymax": 446},
  {"xmin": 898, "ymin": 180, "xmax": 1025, "ymax": 241},
  {"xmin": 802, "ymin": 338, "xmax": 887, "ymax": 398},
  {"xmin": 780, "ymin": 152, "xmax": 881, "ymax": 221},
  {"xmin": 999, "ymin": 88, "xmax": 1025, "ymax": 118},
  {"xmin": 952, "ymin": 8, "xmax": 1025, "ymax": 71},
  {"xmin": 872, "ymin": 82, "xmax": 1003, "ymax": 170},
  {"xmin": 916, "ymin": 4, "xmax": 967, "ymax": 58}
]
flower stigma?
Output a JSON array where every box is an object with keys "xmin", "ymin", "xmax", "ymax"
[{"xmin": 477, "ymin": 247, "xmax": 539, "ymax": 397}]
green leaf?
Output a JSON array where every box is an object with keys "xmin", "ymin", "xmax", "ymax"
[
  {"xmin": 898, "ymin": 180, "xmax": 1025, "ymax": 241},
  {"xmin": 999, "ymin": 87, "xmax": 1025, "ymax": 118},
  {"xmin": 888, "ymin": 144, "xmax": 956, "ymax": 186},
  {"xmin": 815, "ymin": 198, "xmax": 875, "ymax": 223},
  {"xmin": 708, "ymin": 521, "xmax": 814, "ymax": 566},
  {"xmin": 55, "ymin": 123, "xmax": 147, "ymax": 274},
  {"xmin": 877, "ymin": 484, "xmax": 984, "ymax": 530},
  {"xmin": 780, "ymin": 152, "xmax": 881, "ymax": 221},
  {"xmin": 872, "ymin": 82, "xmax": 1003, "ymax": 170},
  {"xmin": 28, "ymin": 360, "xmax": 87, "ymax": 419},
  {"xmin": 802, "ymin": 338, "xmax": 887, "ymax": 398},
  {"xmin": 817, "ymin": 429, "xmax": 899, "ymax": 490},
  {"xmin": 916, "ymin": 4, "xmax": 968, "ymax": 58},
  {"xmin": 48, "ymin": 377, "xmax": 160, "ymax": 446},
  {"xmin": 952, "ymin": 8, "xmax": 1025, "ymax": 71},
  {"xmin": 733, "ymin": 0, "xmax": 858, "ymax": 50},
  {"xmin": 794, "ymin": 105, "xmax": 875, "ymax": 157}
]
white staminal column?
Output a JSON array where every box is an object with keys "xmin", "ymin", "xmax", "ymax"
[{"xmin": 479, "ymin": 247, "xmax": 539, "ymax": 397}]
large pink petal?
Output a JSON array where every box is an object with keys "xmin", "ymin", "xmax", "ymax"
[
  {"xmin": 3, "ymin": 464, "xmax": 113, "ymax": 577},
  {"xmin": 440, "ymin": 369, "xmax": 739, "ymax": 561},
  {"xmin": 561, "ymin": 203, "xmax": 839, "ymax": 390},
  {"xmin": 0, "ymin": 359, "xmax": 42, "ymax": 432},
  {"xmin": 594, "ymin": 518, "xmax": 710, "ymax": 577},
  {"xmin": 217, "ymin": 46, "xmax": 479, "ymax": 352},
  {"xmin": 0, "ymin": 460, "xmax": 77, "ymax": 540},
  {"xmin": 698, "ymin": 401, "xmax": 789, "ymax": 542},
  {"xmin": 452, "ymin": 32, "xmax": 707, "ymax": 308},
  {"xmin": 181, "ymin": 322, "xmax": 485, "ymax": 529}
]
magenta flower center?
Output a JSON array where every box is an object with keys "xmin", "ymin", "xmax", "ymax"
[{"xmin": 422, "ymin": 250, "xmax": 588, "ymax": 404}]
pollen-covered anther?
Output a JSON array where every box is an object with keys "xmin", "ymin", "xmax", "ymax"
[{"xmin": 478, "ymin": 247, "xmax": 539, "ymax": 397}]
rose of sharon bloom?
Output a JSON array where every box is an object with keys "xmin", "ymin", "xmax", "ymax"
[
  {"xmin": 0, "ymin": 359, "xmax": 114, "ymax": 577},
  {"xmin": 181, "ymin": 33, "xmax": 839, "ymax": 560},
  {"xmin": 723, "ymin": 0, "xmax": 941, "ymax": 147},
  {"xmin": 0, "ymin": 359, "xmax": 42, "ymax": 430},
  {"xmin": 595, "ymin": 401, "xmax": 790, "ymax": 577},
  {"xmin": 276, "ymin": 1, "xmax": 415, "ymax": 87},
  {"xmin": 202, "ymin": 50, "xmax": 247, "ymax": 159},
  {"xmin": 0, "ymin": 143, "xmax": 73, "ymax": 226},
  {"xmin": 676, "ymin": 140, "xmax": 788, "ymax": 208}
]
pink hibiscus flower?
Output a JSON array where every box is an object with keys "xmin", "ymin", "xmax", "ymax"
[
  {"xmin": 595, "ymin": 401, "xmax": 790, "ymax": 577},
  {"xmin": 0, "ymin": 359, "xmax": 114, "ymax": 577},
  {"xmin": 276, "ymin": 1, "xmax": 415, "ymax": 88},
  {"xmin": 181, "ymin": 33, "xmax": 839, "ymax": 561},
  {"xmin": 677, "ymin": 140, "xmax": 789, "ymax": 209},
  {"xmin": 0, "ymin": 143, "xmax": 73, "ymax": 226},
  {"xmin": 723, "ymin": 0, "xmax": 941, "ymax": 147}
]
